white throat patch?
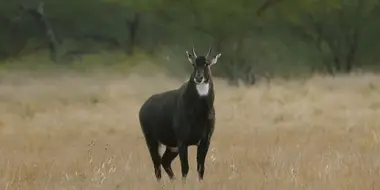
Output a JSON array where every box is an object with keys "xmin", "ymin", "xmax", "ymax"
[{"xmin": 196, "ymin": 82, "xmax": 210, "ymax": 96}]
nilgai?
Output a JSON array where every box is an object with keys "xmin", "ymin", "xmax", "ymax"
[{"xmin": 138, "ymin": 46, "xmax": 222, "ymax": 181}]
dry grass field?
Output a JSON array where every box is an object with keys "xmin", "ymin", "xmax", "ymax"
[{"xmin": 0, "ymin": 70, "xmax": 380, "ymax": 190}]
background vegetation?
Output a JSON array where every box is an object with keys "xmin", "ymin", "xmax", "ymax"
[{"xmin": 1, "ymin": 0, "xmax": 379, "ymax": 85}]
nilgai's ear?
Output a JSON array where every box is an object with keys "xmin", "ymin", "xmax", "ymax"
[
  {"xmin": 210, "ymin": 53, "xmax": 222, "ymax": 66},
  {"xmin": 186, "ymin": 51, "xmax": 193, "ymax": 64}
]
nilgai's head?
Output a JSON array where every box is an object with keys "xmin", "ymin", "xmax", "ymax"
[{"xmin": 186, "ymin": 46, "xmax": 222, "ymax": 85}]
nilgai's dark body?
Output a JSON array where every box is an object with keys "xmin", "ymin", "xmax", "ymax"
[
  {"xmin": 139, "ymin": 81, "xmax": 214, "ymax": 147},
  {"xmin": 138, "ymin": 46, "xmax": 221, "ymax": 181}
]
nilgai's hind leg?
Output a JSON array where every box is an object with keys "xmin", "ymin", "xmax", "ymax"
[
  {"xmin": 161, "ymin": 147, "xmax": 178, "ymax": 179},
  {"xmin": 144, "ymin": 135, "xmax": 162, "ymax": 181}
]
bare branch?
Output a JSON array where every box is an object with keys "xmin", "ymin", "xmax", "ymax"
[{"xmin": 22, "ymin": 2, "xmax": 60, "ymax": 62}]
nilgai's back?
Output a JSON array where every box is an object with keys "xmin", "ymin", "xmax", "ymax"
[{"xmin": 138, "ymin": 88, "xmax": 182, "ymax": 147}]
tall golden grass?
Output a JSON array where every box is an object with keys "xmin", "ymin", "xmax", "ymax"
[{"xmin": 0, "ymin": 71, "xmax": 380, "ymax": 190}]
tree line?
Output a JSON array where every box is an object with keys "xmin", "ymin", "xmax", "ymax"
[{"xmin": 1, "ymin": 0, "xmax": 379, "ymax": 84}]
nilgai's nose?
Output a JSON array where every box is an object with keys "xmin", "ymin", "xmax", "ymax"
[{"xmin": 194, "ymin": 76, "xmax": 203, "ymax": 83}]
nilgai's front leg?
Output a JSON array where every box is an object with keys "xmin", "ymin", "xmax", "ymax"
[
  {"xmin": 196, "ymin": 138, "xmax": 210, "ymax": 180},
  {"xmin": 174, "ymin": 115, "xmax": 191, "ymax": 181},
  {"xmin": 197, "ymin": 116, "xmax": 215, "ymax": 180},
  {"xmin": 178, "ymin": 143, "xmax": 189, "ymax": 180}
]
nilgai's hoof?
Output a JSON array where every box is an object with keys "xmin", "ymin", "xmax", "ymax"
[{"xmin": 182, "ymin": 177, "xmax": 187, "ymax": 184}]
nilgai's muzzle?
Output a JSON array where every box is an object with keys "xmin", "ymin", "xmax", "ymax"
[{"xmin": 194, "ymin": 75, "xmax": 204, "ymax": 84}]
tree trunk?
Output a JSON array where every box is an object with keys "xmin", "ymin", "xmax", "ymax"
[
  {"xmin": 126, "ymin": 12, "xmax": 140, "ymax": 55},
  {"xmin": 21, "ymin": 3, "xmax": 60, "ymax": 62}
]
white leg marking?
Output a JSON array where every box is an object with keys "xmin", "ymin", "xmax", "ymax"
[
  {"xmin": 196, "ymin": 82, "xmax": 209, "ymax": 96},
  {"xmin": 158, "ymin": 142, "xmax": 165, "ymax": 156}
]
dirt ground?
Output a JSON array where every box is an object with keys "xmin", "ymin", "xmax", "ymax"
[{"xmin": 0, "ymin": 71, "xmax": 379, "ymax": 190}]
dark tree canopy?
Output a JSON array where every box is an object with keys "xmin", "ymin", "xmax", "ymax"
[{"xmin": 0, "ymin": 0, "xmax": 379, "ymax": 84}]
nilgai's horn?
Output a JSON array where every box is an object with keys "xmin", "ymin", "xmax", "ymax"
[
  {"xmin": 192, "ymin": 46, "xmax": 197, "ymax": 57},
  {"xmin": 206, "ymin": 45, "xmax": 212, "ymax": 58}
]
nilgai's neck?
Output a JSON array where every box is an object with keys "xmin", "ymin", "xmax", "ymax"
[{"xmin": 183, "ymin": 79, "xmax": 214, "ymax": 108}]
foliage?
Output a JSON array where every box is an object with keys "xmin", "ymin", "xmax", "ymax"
[{"xmin": 0, "ymin": 0, "xmax": 379, "ymax": 84}]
